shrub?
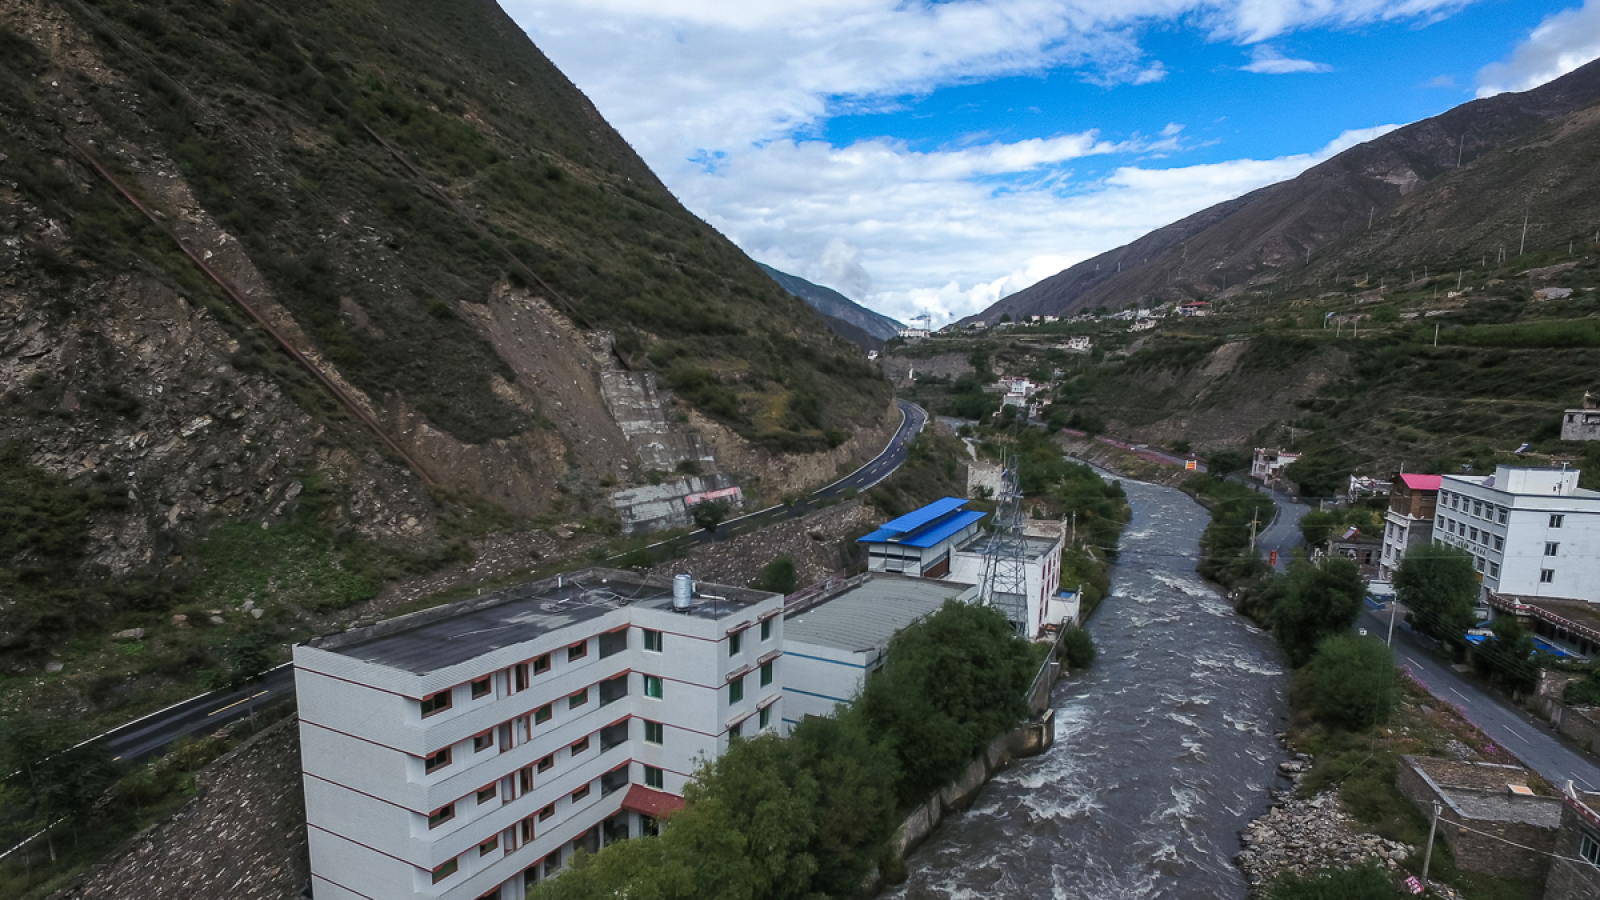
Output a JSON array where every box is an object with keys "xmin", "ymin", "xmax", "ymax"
[
  {"xmin": 1061, "ymin": 626, "xmax": 1096, "ymax": 669},
  {"xmin": 1306, "ymin": 633, "xmax": 1396, "ymax": 730},
  {"xmin": 1265, "ymin": 862, "xmax": 1400, "ymax": 899}
]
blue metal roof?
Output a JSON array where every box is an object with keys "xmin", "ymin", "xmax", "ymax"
[
  {"xmin": 876, "ymin": 497, "xmax": 969, "ymax": 535},
  {"xmin": 858, "ymin": 509, "xmax": 986, "ymax": 549}
]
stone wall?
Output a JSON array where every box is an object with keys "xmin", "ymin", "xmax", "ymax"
[
  {"xmin": 1544, "ymin": 796, "xmax": 1600, "ymax": 900},
  {"xmin": 48, "ymin": 716, "xmax": 308, "ymax": 900},
  {"xmin": 1394, "ymin": 756, "xmax": 1559, "ymax": 882},
  {"xmin": 1558, "ymin": 706, "xmax": 1600, "ymax": 756}
]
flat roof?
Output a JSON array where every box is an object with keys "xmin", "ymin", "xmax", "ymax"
[
  {"xmin": 874, "ymin": 497, "xmax": 969, "ymax": 536},
  {"xmin": 308, "ymin": 569, "xmax": 774, "ymax": 675},
  {"xmin": 859, "ymin": 509, "xmax": 987, "ymax": 549},
  {"xmin": 784, "ymin": 574, "xmax": 973, "ymax": 654},
  {"xmin": 956, "ymin": 532, "xmax": 1058, "ymax": 561}
]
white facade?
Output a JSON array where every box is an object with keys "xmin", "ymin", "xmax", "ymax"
[
  {"xmin": 1434, "ymin": 467, "xmax": 1600, "ymax": 603},
  {"xmin": 781, "ymin": 575, "xmax": 979, "ymax": 731},
  {"xmin": 294, "ymin": 569, "xmax": 783, "ymax": 900},
  {"xmin": 1250, "ymin": 448, "xmax": 1300, "ymax": 484},
  {"xmin": 947, "ymin": 524, "xmax": 1067, "ymax": 639}
]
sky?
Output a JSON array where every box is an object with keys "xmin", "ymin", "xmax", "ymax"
[{"xmin": 506, "ymin": 0, "xmax": 1600, "ymax": 326}]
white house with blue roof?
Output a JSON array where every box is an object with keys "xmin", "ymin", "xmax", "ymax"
[{"xmin": 858, "ymin": 496, "xmax": 988, "ymax": 579}]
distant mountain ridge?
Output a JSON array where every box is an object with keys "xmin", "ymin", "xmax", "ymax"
[
  {"xmin": 759, "ymin": 264, "xmax": 904, "ymax": 344},
  {"xmin": 968, "ymin": 57, "xmax": 1600, "ymax": 323}
]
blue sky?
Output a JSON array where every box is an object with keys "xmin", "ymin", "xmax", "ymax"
[{"xmin": 507, "ymin": 0, "xmax": 1600, "ymax": 325}]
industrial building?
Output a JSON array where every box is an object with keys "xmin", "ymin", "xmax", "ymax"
[
  {"xmin": 858, "ymin": 497, "xmax": 987, "ymax": 578},
  {"xmin": 948, "ymin": 523, "xmax": 1069, "ymax": 638},
  {"xmin": 292, "ymin": 569, "xmax": 783, "ymax": 900},
  {"xmin": 780, "ymin": 574, "xmax": 979, "ymax": 730}
]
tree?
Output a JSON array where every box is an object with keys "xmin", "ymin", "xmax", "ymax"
[
  {"xmin": 1206, "ymin": 450, "xmax": 1247, "ymax": 478},
  {"xmin": 1272, "ymin": 557, "xmax": 1365, "ymax": 667},
  {"xmin": 1306, "ymin": 634, "xmax": 1396, "ymax": 730},
  {"xmin": 1297, "ymin": 509, "xmax": 1338, "ymax": 546},
  {"xmin": 690, "ymin": 498, "xmax": 731, "ymax": 531},
  {"xmin": 788, "ymin": 714, "xmax": 900, "ymax": 896},
  {"xmin": 856, "ymin": 601, "xmax": 1037, "ymax": 805},
  {"xmin": 0, "ymin": 711, "xmax": 118, "ymax": 861},
  {"xmin": 751, "ymin": 557, "xmax": 797, "ymax": 594},
  {"xmin": 1479, "ymin": 616, "xmax": 1538, "ymax": 693},
  {"xmin": 1061, "ymin": 626, "xmax": 1096, "ymax": 669},
  {"xmin": 1393, "ymin": 543, "xmax": 1479, "ymax": 642}
]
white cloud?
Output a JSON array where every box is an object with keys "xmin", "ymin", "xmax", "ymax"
[
  {"xmin": 691, "ymin": 125, "xmax": 1396, "ymax": 325},
  {"xmin": 503, "ymin": 1, "xmax": 1460, "ymax": 323},
  {"xmin": 1476, "ymin": 0, "xmax": 1600, "ymax": 97},
  {"xmin": 1242, "ymin": 44, "xmax": 1331, "ymax": 73}
]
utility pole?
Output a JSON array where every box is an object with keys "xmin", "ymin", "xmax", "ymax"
[
  {"xmin": 1386, "ymin": 596, "xmax": 1399, "ymax": 646},
  {"xmin": 1421, "ymin": 801, "xmax": 1442, "ymax": 887},
  {"xmin": 1368, "ymin": 206, "xmax": 1374, "ymax": 229},
  {"xmin": 1457, "ymin": 134, "xmax": 1465, "ymax": 168},
  {"xmin": 1249, "ymin": 511, "xmax": 1259, "ymax": 553},
  {"xmin": 1433, "ymin": 322, "xmax": 1439, "ymax": 347},
  {"xmin": 1071, "ymin": 510, "xmax": 1077, "ymax": 549},
  {"xmin": 1520, "ymin": 211, "xmax": 1530, "ymax": 256},
  {"xmin": 1457, "ymin": 270, "xmax": 1463, "ymax": 290}
]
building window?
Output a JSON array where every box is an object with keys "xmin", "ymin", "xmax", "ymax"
[
  {"xmin": 479, "ymin": 835, "xmax": 499, "ymax": 857},
  {"xmin": 760, "ymin": 661, "xmax": 773, "ymax": 687},
  {"xmin": 572, "ymin": 784, "xmax": 591, "ymax": 802},
  {"xmin": 643, "ymin": 629, "xmax": 663, "ymax": 652},
  {"xmin": 424, "ymin": 746, "xmax": 452, "ymax": 774},
  {"xmin": 538, "ymin": 754, "xmax": 554, "ymax": 773},
  {"xmin": 644, "ymin": 765, "xmax": 664, "ymax": 789},
  {"xmin": 533, "ymin": 653, "xmax": 551, "ymax": 675},
  {"xmin": 568, "ymin": 641, "xmax": 588, "ymax": 662},
  {"xmin": 569, "ymin": 688, "xmax": 589, "ymax": 709},
  {"xmin": 512, "ymin": 664, "xmax": 529, "ymax": 693},
  {"xmin": 729, "ymin": 677, "xmax": 744, "ymax": 704},
  {"xmin": 1473, "ymin": 501, "xmax": 1483, "ymax": 517},
  {"xmin": 471, "ymin": 677, "xmax": 492, "ymax": 700},
  {"xmin": 1545, "ymin": 542, "xmax": 1559, "ymax": 557},
  {"xmin": 421, "ymin": 690, "xmax": 453, "ymax": 718},
  {"xmin": 428, "ymin": 803, "xmax": 455, "ymax": 829},
  {"xmin": 1580, "ymin": 832, "xmax": 1600, "ymax": 866},
  {"xmin": 759, "ymin": 706, "xmax": 771, "ymax": 730},
  {"xmin": 477, "ymin": 784, "xmax": 498, "ymax": 805},
  {"xmin": 729, "ymin": 632, "xmax": 742, "ymax": 657},
  {"xmin": 539, "ymin": 803, "xmax": 556, "ymax": 822},
  {"xmin": 1469, "ymin": 527, "xmax": 1478, "ymax": 542},
  {"xmin": 473, "ymin": 731, "xmax": 494, "ymax": 753},
  {"xmin": 1497, "ymin": 508, "xmax": 1507, "ymax": 524},
  {"xmin": 1541, "ymin": 569, "xmax": 1555, "ymax": 584},
  {"xmin": 431, "ymin": 858, "xmax": 458, "ymax": 884},
  {"xmin": 521, "ymin": 816, "xmax": 538, "ymax": 845},
  {"xmin": 1550, "ymin": 514, "xmax": 1565, "ymax": 528},
  {"xmin": 1489, "ymin": 562, "xmax": 1500, "ymax": 578},
  {"xmin": 534, "ymin": 703, "xmax": 553, "ymax": 725},
  {"xmin": 761, "ymin": 619, "xmax": 772, "ymax": 642},
  {"xmin": 1475, "ymin": 556, "xmax": 1484, "ymax": 573},
  {"xmin": 520, "ymin": 766, "xmax": 535, "ymax": 795},
  {"xmin": 643, "ymin": 675, "xmax": 663, "ymax": 699},
  {"xmin": 643, "ymin": 720, "xmax": 664, "ymax": 744},
  {"xmin": 729, "ymin": 719, "xmax": 742, "ymax": 738},
  {"xmin": 571, "ymin": 736, "xmax": 590, "ymax": 755},
  {"xmin": 1493, "ymin": 535, "xmax": 1503, "ymax": 551}
]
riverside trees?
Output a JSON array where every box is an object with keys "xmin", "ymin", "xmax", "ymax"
[{"xmin": 1392, "ymin": 543, "xmax": 1478, "ymax": 642}]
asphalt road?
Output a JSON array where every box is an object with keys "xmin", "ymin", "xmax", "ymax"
[
  {"xmin": 74, "ymin": 401, "xmax": 929, "ymax": 764},
  {"xmin": 1361, "ymin": 605, "xmax": 1600, "ymax": 792},
  {"xmin": 1257, "ymin": 488, "xmax": 1309, "ymax": 573}
]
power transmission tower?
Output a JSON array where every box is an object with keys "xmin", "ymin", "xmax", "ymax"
[{"xmin": 979, "ymin": 453, "xmax": 1031, "ymax": 636}]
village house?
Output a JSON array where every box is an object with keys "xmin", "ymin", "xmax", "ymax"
[
  {"xmin": 1378, "ymin": 473, "xmax": 1439, "ymax": 582},
  {"xmin": 1250, "ymin": 448, "xmax": 1300, "ymax": 486}
]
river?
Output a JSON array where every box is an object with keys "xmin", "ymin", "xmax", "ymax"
[{"xmin": 884, "ymin": 475, "xmax": 1291, "ymax": 899}]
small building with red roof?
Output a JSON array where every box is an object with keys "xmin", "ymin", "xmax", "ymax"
[{"xmin": 1378, "ymin": 472, "xmax": 1442, "ymax": 582}]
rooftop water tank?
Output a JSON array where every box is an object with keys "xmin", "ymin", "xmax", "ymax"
[{"xmin": 673, "ymin": 574, "xmax": 693, "ymax": 609}]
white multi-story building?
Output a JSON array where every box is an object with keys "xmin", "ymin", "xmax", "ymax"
[
  {"xmin": 948, "ymin": 523, "xmax": 1068, "ymax": 638},
  {"xmin": 780, "ymin": 574, "xmax": 979, "ymax": 731},
  {"xmin": 1250, "ymin": 448, "xmax": 1300, "ymax": 485},
  {"xmin": 1432, "ymin": 467, "xmax": 1600, "ymax": 603},
  {"xmin": 293, "ymin": 569, "xmax": 783, "ymax": 900}
]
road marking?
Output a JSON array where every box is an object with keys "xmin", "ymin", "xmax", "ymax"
[
  {"xmin": 1405, "ymin": 657, "xmax": 1425, "ymax": 669},
  {"xmin": 1500, "ymin": 725, "xmax": 1529, "ymax": 744},
  {"xmin": 1450, "ymin": 688, "xmax": 1472, "ymax": 703},
  {"xmin": 1573, "ymin": 772, "xmax": 1598, "ymax": 791},
  {"xmin": 207, "ymin": 690, "xmax": 270, "ymax": 717}
]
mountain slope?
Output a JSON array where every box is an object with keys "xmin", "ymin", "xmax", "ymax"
[
  {"xmin": 759, "ymin": 263, "xmax": 904, "ymax": 341},
  {"xmin": 0, "ymin": 0, "xmax": 891, "ymax": 667},
  {"xmin": 973, "ymin": 57, "xmax": 1600, "ymax": 322}
]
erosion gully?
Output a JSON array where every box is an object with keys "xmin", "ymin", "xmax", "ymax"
[{"xmin": 885, "ymin": 476, "xmax": 1291, "ymax": 899}]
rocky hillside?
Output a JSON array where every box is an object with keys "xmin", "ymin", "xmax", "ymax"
[
  {"xmin": 971, "ymin": 57, "xmax": 1600, "ymax": 322},
  {"xmin": 759, "ymin": 263, "xmax": 903, "ymax": 345},
  {"xmin": 0, "ymin": 0, "xmax": 891, "ymax": 672}
]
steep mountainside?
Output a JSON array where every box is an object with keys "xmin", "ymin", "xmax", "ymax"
[
  {"xmin": 759, "ymin": 263, "xmax": 903, "ymax": 342},
  {"xmin": 0, "ymin": 0, "xmax": 891, "ymax": 669},
  {"xmin": 972, "ymin": 57, "xmax": 1600, "ymax": 322}
]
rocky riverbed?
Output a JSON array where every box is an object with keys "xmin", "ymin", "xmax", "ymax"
[{"xmin": 1234, "ymin": 751, "xmax": 1413, "ymax": 893}]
